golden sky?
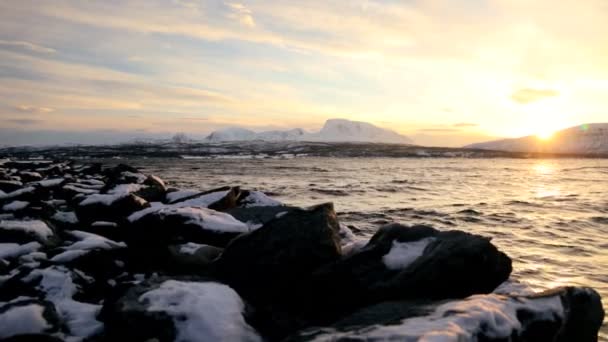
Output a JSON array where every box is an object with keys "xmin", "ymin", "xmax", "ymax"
[{"xmin": 0, "ymin": 0, "xmax": 607, "ymax": 146}]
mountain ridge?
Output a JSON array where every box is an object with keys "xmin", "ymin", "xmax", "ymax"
[
  {"xmin": 466, "ymin": 123, "xmax": 608, "ymax": 154},
  {"xmin": 205, "ymin": 118, "xmax": 413, "ymax": 144}
]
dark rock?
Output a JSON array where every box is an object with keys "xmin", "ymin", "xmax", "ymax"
[
  {"xmin": 0, "ymin": 180, "xmax": 23, "ymax": 193},
  {"xmin": 225, "ymin": 205, "xmax": 297, "ymax": 228},
  {"xmin": 169, "ymin": 186, "xmax": 242, "ymax": 211},
  {"xmin": 299, "ymin": 223, "xmax": 511, "ymax": 323},
  {"xmin": 135, "ymin": 175, "xmax": 167, "ymax": 202},
  {"xmin": 18, "ymin": 171, "xmax": 43, "ymax": 183},
  {"xmin": 75, "ymin": 193, "xmax": 149, "ymax": 224},
  {"xmin": 287, "ymin": 286, "xmax": 604, "ymax": 342},
  {"xmin": 213, "ymin": 203, "xmax": 341, "ymax": 316},
  {"xmin": 166, "ymin": 243, "xmax": 224, "ymax": 273}
]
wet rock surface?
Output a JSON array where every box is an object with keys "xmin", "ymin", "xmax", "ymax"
[{"xmin": 0, "ymin": 158, "xmax": 603, "ymax": 341}]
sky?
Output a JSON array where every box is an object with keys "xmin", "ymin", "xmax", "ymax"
[{"xmin": 0, "ymin": 0, "xmax": 607, "ymax": 146}]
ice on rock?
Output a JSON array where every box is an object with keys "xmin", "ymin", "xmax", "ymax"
[
  {"xmin": 382, "ymin": 237, "xmax": 435, "ymax": 270},
  {"xmin": 139, "ymin": 280, "xmax": 262, "ymax": 342}
]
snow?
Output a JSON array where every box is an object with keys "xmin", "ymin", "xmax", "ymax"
[
  {"xmin": 34, "ymin": 178, "xmax": 65, "ymax": 187},
  {"xmin": 79, "ymin": 192, "xmax": 128, "ymax": 206},
  {"xmin": 107, "ymin": 183, "xmax": 145, "ymax": 195},
  {"xmin": 52, "ymin": 211, "xmax": 79, "ymax": 224},
  {"xmin": 51, "ymin": 230, "xmax": 126, "ymax": 262},
  {"xmin": 2, "ymin": 200, "xmax": 29, "ymax": 211},
  {"xmin": 23, "ymin": 266, "xmax": 103, "ymax": 341},
  {"xmin": 166, "ymin": 189, "xmax": 201, "ymax": 203},
  {"xmin": 382, "ymin": 237, "xmax": 435, "ymax": 270},
  {"xmin": 91, "ymin": 221, "xmax": 118, "ymax": 227},
  {"xmin": 132, "ymin": 207, "xmax": 249, "ymax": 233},
  {"xmin": 139, "ymin": 280, "xmax": 261, "ymax": 342},
  {"xmin": 310, "ymin": 293, "xmax": 564, "ymax": 341},
  {"xmin": 147, "ymin": 175, "xmax": 166, "ymax": 187},
  {"xmin": 0, "ymin": 186, "xmax": 35, "ymax": 200},
  {"xmin": 0, "ymin": 219, "xmax": 53, "ymax": 241},
  {"xmin": 130, "ymin": 190, "xmax": 230, "ymax": 221},
  {"xmin": 239, "ymin": 191, "xmax": 282, "ymax": 207},
  {"xmin": 178, "ymin": 242, "xmax": 208, "ymax": 255},
  {"xmin": 63, "ymin": 184, "xmax": 99, "ymax": 195},
  {"xmin": 0, "ymin": 303, "xmax": 51, "ymax": 338},
  {"xmin": 121, "ymin": 171, "xmax": 147, "ymax": 183},
  {"xmin": 0, "ymin": 242, "xmax": 41, "ymax": 259},
  {"xmin": 204, "ymin": 119, "xmax": 412, "ymax": 144}
]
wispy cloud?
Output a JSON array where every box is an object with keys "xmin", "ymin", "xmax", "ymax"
[
  {"xmin": 511, "ymin": 88, "xmax": 559, "ymax": 104},
  {"xmin": 453, "ymin": 122, "xmax": 478, "ymax": 127},
  {"xmin": 0, "ymin": 40, "xmax": 56, "ymax": 54}
]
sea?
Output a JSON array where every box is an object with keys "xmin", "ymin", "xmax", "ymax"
[{"xmin": 120, "ymin": 157, "xmax": 608, "ymax": 339}]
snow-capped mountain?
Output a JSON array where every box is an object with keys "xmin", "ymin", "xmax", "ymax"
[
  {"xmin": 466, "ymin": 123, "xmax": 608, "ymax": 155},
  {"xmin": 205, "ymin": 119, "xmax": 412, "ymax": 144}
]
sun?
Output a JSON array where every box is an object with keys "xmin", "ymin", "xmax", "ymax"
[{"xmin": 536, "ymin": 129, "xmax": 554, "ymax": 141}]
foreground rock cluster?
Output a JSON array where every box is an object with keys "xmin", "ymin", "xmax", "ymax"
[{"xmin": 0, "ymin": 159, "xmax": 604, "ymax": 341}]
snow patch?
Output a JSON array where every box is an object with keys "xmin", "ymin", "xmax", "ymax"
[
  {"xmin": 35, "ymin": 178, "xmax": 65, "ymax": 188},
  {"xmin": 166, "ymin": 189, "xmax": 201, "ymax": 203},
  {"xmin": 239, "ymin": 191, "xmax": 282, "ymax": 207},
  {"xmin": 139, "ymin": 280, "xmax": 261, "ymax": 342},
  {"xmin": 79, "ymin": 192, "xmax": 128, "ymax": 206},
  {"xmin": 2, "ymin": 200, "xmax": 29, "ymax": 211},
  {"xmin": 0, "ymin": 303, "xmax": 51, "ymax": 338},
  {"xmin": 0, "ymin": 219, "xmax": 53, "ymax": 241},
  {"xmin": 52, "ymin": 211, "xmax": 79, "ymax": 224},
  {"xmin": 0, "ymin": 242, "xmax": 41, "ymax": 259},
  {"xmin": 383, "ymin": 237, "xmax": 435, "ymax": 270}
]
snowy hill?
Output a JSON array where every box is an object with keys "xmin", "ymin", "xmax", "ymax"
[
  {"xmin": 205, "ymin": 119, "xmax": 412, "ymax": 144},
  {"xmin": 466, "ymin": 123, "xmax": 608, "ymax": 155}
]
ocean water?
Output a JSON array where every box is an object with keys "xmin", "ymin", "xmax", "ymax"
[{"xmin": 124, "ymin": 157, "xmax": 608, "ymax": 339}]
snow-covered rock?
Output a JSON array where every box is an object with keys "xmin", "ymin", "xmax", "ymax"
[
  {"xmin": 466, "ymin": 123, "xmax": 608, "ymax": 154},
  {"xmin": 0, "ymin": 219, "xmax": 54, "ymax": 244}
]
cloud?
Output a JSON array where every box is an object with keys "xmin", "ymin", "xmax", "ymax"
[
  {"xmin": 226, "ymin": 2, "xmax": 256, "ymax": 27},
  {"xmin": 6, "ymin": 118, "xmax": 43, "ymax": 125},
  {"xmin": 417, "ymin": 128, "xmax": 461, "ymax": 133},
  {"xmin": 511, "ymin": 88, "xmax": 559, "ymax": 104},
  {"xmin": 453, "ymin": 122, "xmax": 478, "ymax": 127},
  {"xmin": 14, "ymin": 105, "xmax": 54, "ymax": 114},
  {"xmin": 0, "ymin": 40, "xmax": 56, "ymax": 54}
]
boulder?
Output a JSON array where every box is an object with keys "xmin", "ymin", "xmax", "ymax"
[
  {"xmin": 100, "ymin": 279, "xmax": 262, "ymax": 342},
  {"xmin": 0, "ymin": 219, "xmax": 59, "ymax": 247},
  {"xmin": 75, "ymin": 193, "xmax": 149, "ymax": 224},
  {"xmin": 135, "ymin": 175, "xmax": 167, "ymax": 202},
  {"xmin": 166, "ymin": 243, "xmax": 224, "ymax": 273},
  {"xmin": 213, "ymin": 203, "xmax": 342, "ymax": 309},
  {"xmin": 286, "ymin": 286, "xmax": 604, "ymax": 342},
  {"xmin": 0, "ymin": 180, "xmax": 23, "ymax": 193},
  {"xmin": 299, "ymin": 223, "xmax": 512, "ymax": 323}
]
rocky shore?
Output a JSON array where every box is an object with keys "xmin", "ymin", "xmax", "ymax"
[{"xmin": 0, "ymin": 159, "xmax": 604, "ymax": 341}]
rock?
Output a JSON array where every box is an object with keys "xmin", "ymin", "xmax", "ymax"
[
  {"xmin": 75, "ymin": 193, "xmax": 149, "ymax": 224},
  {"xmin": 0, "ymin": 220, "xmax": 58, "ymax": 246},
  {"xmin": 134, "ymin": 175, "xmax": 167, "ymax": 202},
  {"xmin": 299, "ymin": 223, "xmax": 512, "ymax": 323},
  {"xmin": 101, "ymin": 279, "xmax": 262, "ymax": 342},
  {"xmin": 287, "ymin": 286, "xmax": 604, "ymax": 342},
  {"xmin": 169, "ymin": 186, "xmax": 242, "ymax": 211},
  {"xmin": 167, "ymin": 243, "xmax": 224, "ymax": 273},
  {"xmin": 225, "ymin": 205, "xmax": 297, "ymax": 228},
  {"xmin": 18, "ymin": 171, "xmax": 43, "ymax": 183},
  {"xmin": 0, "ymin": 180, "xmax": 23, "ymax": 193},
  {"xmin": 126, "ymin": 206, "xmax": 249, "ymax": 252},
  {"xmin": 237, "ymin": 190, "xmax": 283, "ymax": 208},
  {"xmin": 0, "ymin": 298, "xmax": 62, "ymax": 340},
  {"xmin": 213, "ymin": 203, "xmax": 341, "ymax": 313}
]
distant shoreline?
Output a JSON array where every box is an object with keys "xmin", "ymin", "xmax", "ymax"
[{"xmin": 1, "ymin": 141, "xmax": 607, "ymax": 159}]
